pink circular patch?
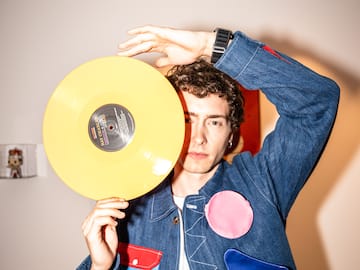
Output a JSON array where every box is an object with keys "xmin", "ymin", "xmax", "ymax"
[{"xmin": 204, "ymin": 190, "xmax": 253, "ymax": 239}]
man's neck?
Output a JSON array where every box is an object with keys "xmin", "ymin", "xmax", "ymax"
[{"xmin": 171, "ymin": 165, "xmax": 218, "ymax": 197}]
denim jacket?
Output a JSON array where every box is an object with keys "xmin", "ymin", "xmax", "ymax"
[{"xmin": 77, "ymin": 31, "xmax": 339, "ymax": 270}]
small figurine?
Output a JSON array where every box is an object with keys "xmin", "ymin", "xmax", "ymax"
[{"xmin": 7, "ymin": 148, "xmax": 23, "ymax": 178}]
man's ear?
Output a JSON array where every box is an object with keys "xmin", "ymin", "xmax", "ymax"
[{"xmin": 224, "ymin": 130, "xmax": 243, "ymax": 162}]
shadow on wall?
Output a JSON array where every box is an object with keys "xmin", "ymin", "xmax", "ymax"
[{"xmin": 260, "ymin": 35, "xmax": 360, "ymax": 270}]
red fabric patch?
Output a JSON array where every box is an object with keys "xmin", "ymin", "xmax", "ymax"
[
  {"xmin": 118, "ymin": 242, "xmax": 162, "ymax": 269},
  {"xmin": 262, "ymin": 45, "xmax": 290, "ymax": 64},
  {"xmin": 262, "ymin": 45, "xmax": 282, "ymax": 59}
]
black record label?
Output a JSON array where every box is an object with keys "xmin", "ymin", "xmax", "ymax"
[{"xmin": 88, "ymin": 104, "xmax": 135, "ymax": 152}]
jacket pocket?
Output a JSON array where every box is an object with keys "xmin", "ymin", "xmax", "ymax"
[{"xmin": 118, "ymin": 242, "xmax": 162, "ymax": 270}]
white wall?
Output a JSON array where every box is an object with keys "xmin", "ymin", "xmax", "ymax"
[{"xmin": 0, "ymin": 0, "xmax": 359, "ymax": 269}]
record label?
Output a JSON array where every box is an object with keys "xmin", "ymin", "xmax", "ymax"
[{"xmin": 88, "ymin": 104, "xmax": 135, "ymax": 152}]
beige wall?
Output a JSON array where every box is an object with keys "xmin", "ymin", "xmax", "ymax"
[{"xmin": 0, "ymin": 0, "xmax": 359, "ymax": 269}]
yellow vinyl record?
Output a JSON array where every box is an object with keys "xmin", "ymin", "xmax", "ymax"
[{"xmin": 43, "ymin": 56, "xmax": 184, "ymax": 200}]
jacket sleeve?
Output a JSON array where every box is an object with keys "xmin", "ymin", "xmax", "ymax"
[{"xmin": 216, "ymin": 31, "xmax": 340, "ymax": 218}]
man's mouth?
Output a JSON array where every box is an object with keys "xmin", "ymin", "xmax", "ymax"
[{"xmin": 187, "ymin": 151, "xmax": 208, "ymax": 160}]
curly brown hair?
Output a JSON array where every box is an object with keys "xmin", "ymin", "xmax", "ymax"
[{"xmin": 166, "ymin": 59, "xmax": 244, "ymax": 130}]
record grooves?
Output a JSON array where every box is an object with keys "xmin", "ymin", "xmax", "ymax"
[{"xmin": 43, "ymin": 56, "xmax": 184, "ymax": 200}]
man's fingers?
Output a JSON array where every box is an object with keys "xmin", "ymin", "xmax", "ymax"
[
  {"xmin": 82, "ymin": 212, "xmax": 120, "ymax": 237},
  {"xmin": 96, "ymin": 198, "xmax": 129, "ymax": 210},
  {"xmin": 117, "ymin": 41, "xmax": 155, "ymax": 57},
  {"xmin": 127, "ymin": 25, "xmax": 167, "ymax": 36},
  {"xmin": 155, "ymin": 57, "xmax": 171, "ymax": 68},
  {"xmin": 104, "ymin": 225, "xmax": 118, "ymax": 246},
  {"xmin": 82, "ymin": 199, "xmax": 128, "ymax": 236},
  {"xmin": 118, "ymin": 32, "xmax": 156, "ymax": 49},
  {"xmin": 96, "ymin": 197, "xmax": 124, "ymax": 203}
]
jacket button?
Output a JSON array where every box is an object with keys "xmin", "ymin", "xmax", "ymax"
[{"xmin": 173, "ymin": 216, "xmax": 180, "ymax": 224}]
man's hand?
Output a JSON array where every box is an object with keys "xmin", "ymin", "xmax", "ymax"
[
  {"xmin": 117, "ymin": 25, "xmax": 215, "ymax": 67},
  {"xmin": 81, "ymin": 198, "xmax": 129, "ymax": 270}
]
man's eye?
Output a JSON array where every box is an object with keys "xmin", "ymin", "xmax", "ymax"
[{"xmin": 210, "ymin": 120, "xmax": 222, "ymax": 126}]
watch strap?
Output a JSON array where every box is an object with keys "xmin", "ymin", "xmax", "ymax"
[{"xmin": 211, "ymin": 28, "xmax": 233, "ymax": 64}]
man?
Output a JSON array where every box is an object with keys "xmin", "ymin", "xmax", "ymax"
[{"xmin": 77, "ymin": 26, "xmax": 339, "ymax": 270}]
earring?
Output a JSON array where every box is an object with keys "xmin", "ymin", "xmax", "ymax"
[{"xmin": 228, "ymin": 140, "xmax": 233, "ymax": 149}]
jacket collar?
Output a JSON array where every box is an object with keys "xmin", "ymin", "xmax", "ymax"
[
  {"xmin": 149, "ymin": 161, "xmax": 227, "ymax": 221},
  {"xmin": 149, "ymin": 176, "xmax": 177, "ymax": 222}
]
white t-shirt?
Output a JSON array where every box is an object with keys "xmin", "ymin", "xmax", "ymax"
[{"xmin": 173, "ymin": 195, "xmax": 191, "ymax": 270}]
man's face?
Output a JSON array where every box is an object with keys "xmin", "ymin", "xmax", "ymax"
[{"xmin": 177, "ymin": 91, "xmax": 233, "ymax": 175}]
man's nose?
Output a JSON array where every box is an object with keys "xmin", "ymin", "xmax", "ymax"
[{"xmin": 192, "ymin": 122, "xmax": 207, "ymax": 145}]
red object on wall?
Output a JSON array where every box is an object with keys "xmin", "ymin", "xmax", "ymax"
[
  {"xmin": 226, "ymin": 86, "xmax": 260, "ymax": 159},
  {"xmin": 240, "ymin": 86, "xmax": 260, "ymax": 155}
]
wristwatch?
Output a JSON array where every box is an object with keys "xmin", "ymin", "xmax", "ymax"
[{"xmin": 211, "ymin": 28, "xmax": 233, "ymax": 64}]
